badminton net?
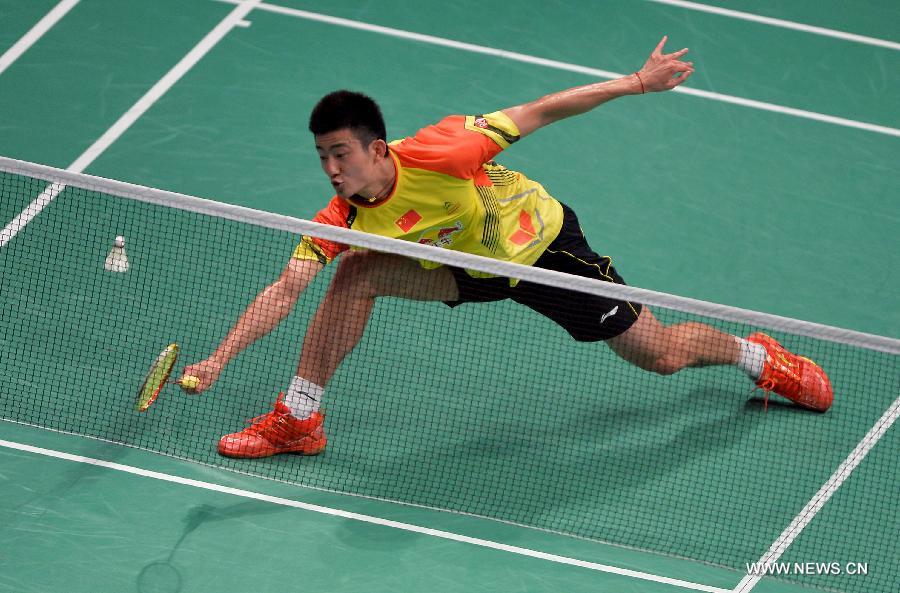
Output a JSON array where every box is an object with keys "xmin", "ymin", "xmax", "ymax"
[{"xmin": 0, "ymin": 156, "xmax": 897, "ymax": 593}]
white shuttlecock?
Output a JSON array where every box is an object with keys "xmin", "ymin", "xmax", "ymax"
[{"xmin": 104, "ymin": 235, "xmax": 129, "ymax": 273}]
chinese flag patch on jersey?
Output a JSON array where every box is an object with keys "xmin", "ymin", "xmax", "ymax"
[{"xmin": 395, "ymin": 209, "xmax": 422, "ymax": 232}]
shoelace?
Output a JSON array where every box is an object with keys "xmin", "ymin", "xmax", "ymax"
[
  {"xmin": 243, "ymin": 410, "xmax": 289, "ymax": 436},
  {"xmin": 753, "ymin": 380, "xmax": 776, "ymax": 412}
]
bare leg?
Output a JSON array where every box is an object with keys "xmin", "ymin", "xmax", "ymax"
[
  {"xmin": 297, "ymin": 251, "xmax": 458, "ymax": 386},
  {"xmin": 607, "ymin": 307, "xmax": 740, "ymax": 375}
]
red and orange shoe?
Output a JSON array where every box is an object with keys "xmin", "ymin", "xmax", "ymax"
[
  {"xmin": 747, "ymin": 333, "xmax": 833, "ymax": 412},
  {"xmin": 218, "ymin": 394, "xmax": 326, "ymax": 458}
]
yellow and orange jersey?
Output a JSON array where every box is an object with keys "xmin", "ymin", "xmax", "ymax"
[{"xmin": 293, "ymin": 111, "xmax": 564, "ymax": 277}]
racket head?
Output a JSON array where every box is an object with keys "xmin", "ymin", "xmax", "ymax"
[{"xmin": 136, "ymin": 343, "xmax": 179, "ymax": 412}]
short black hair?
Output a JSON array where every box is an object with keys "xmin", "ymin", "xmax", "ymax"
[{"xmin": 308, "ymin": 90, "xmax": 386, "ymax": 147}]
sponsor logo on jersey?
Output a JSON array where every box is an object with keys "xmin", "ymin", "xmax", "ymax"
[
  {"xmin": 508, "ymin": 210, "xmax": 537, "ymax": 245},
  {"xmin": 418, "ymin": 221, "xmax": 463, "ymax": 248}
]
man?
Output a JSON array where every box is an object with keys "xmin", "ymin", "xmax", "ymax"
[{"xmin": 182, "ymin": 37, "xmax": 832, "ymax": 459}]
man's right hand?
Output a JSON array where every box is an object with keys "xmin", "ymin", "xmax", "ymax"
[{"xmin": 180, "ymin": 358, "xmax": 224, "ymax": 394}]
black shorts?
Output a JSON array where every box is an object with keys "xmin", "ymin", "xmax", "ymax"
[{"xmin": 445, "ymin": 203, "xmax": 642, "ymax": 342}]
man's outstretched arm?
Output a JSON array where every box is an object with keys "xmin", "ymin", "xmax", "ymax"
[
  {"xmin": 503, "ymin": 36, "xmax": 693, "ymax": 138},
  {"xmin": 181, "ymin": 257, "xmax": 323, "ymax": 392}
]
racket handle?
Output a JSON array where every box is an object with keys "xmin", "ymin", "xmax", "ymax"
[{"xmin": 174, "ymin": 375, "xmax": 201, "ymax": 390}]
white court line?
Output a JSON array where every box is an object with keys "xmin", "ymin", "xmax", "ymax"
[
  {"xmin": 644, "ymin": 0, "xmax": 900, "ymax": 52},
  {"xmin": 732, "ymin": 394, "xmax": 900, "ymax": 592},
  {"xmin": 215, "ymin": 0, "xmax": 900, "ymax": 139},
  {"xmin": 0, "ymin": 0, "xmax": 81, "ymax": 77},
  {"xmin": 0, "ymin": 438, "xmax": 731, "ymax": 593},
  {"xmin": 0, "ymin": 0, "xmax": 262, "ymax": 249}
]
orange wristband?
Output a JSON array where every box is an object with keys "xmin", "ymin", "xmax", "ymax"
[{"xmin": 634, "ymin": 71, "xmax": 645, "ymax": 94}]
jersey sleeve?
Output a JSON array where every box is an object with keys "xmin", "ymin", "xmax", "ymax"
[
  {"xmin": 393, "ymin": 111, "xmax": 521, "ymax": 179},
  {"xmin": 292, "ymin": 196, "xmax": 352, "ymax": 264}
]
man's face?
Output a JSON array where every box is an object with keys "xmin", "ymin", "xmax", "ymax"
[{"xmin": 315, "ymin": 128, "xmax": 380, "ymax": 199}]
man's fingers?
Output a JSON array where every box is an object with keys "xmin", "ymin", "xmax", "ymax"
[
  {"xmin": 180, "ymin": 364, "xmax": 213, "ymax": 393},
  {"xmin": 667, "ymin": 47, "xmax": 690, "ymax": 59},
  {"xmin": 669, "ymin": 69, "xmax": 693, "ymax": 88},
  {"xmin": 652, "ymin": 35, "xmax": 668, "ymax": 56}
]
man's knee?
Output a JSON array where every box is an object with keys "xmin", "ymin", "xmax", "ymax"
[
  {"xmin": 333, "ymin": 251, "xmax": 415, "ymax": 298},
  {"xmin": 332, "ymin": 251, "xmax": 383, "ymax": 296}
]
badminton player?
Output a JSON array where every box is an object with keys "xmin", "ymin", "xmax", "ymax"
[{"xmin": 182, "ymin": 37, "xmax": 833, "ymax": 458}]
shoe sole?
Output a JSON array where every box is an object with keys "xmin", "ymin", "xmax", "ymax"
[{"xmin": 218, "ymin": 433, "xmax": 327, "ymax": 459}]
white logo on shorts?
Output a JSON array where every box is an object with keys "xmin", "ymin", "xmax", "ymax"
[{"xmin": 600, "ymin": 306, "xmax": 619, "ymax": 325}]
